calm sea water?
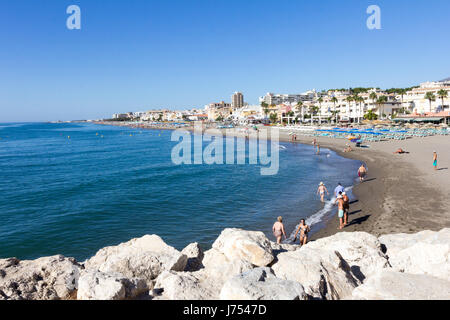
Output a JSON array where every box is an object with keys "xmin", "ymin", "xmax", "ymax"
[{"xmin": 0, "ymin": 122, "xmax": 361, "ymax": 260}]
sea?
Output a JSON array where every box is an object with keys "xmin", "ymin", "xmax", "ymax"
[{"xmin": 0, "ymin": 122, "xmax": 361, "ymax": 261}]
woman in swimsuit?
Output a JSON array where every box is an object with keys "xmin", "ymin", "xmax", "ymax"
[
  {"xmin": 272, "ymin": 216, "xmax": 287, "ymax": 244},
  {"xmin": 294, "ymin": 219, "xmax": 310, "ymax": 246}
]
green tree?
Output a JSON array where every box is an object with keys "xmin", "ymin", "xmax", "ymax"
[
  {"xmin": 364, "ymin": 110, "xmax": 378, "ymax": 121},
  {"xmin": 346, "ymin": 96, "xmax": 354, "ymax": 122},
  {"xmin": 317, "ymin": 97, "xmax": 324, "ymax": 124},
  {"xmin": 269, "ymin": 113, "xmax": 278, "ymax": 124},
  {"xmin": 437, "ymin": 89, "xmax": 448, "ymax": 111},
  {"xmin": 296, "ymin": 101, "xmax": 304, "ymax": 122},
  {"xmin": 424, "ymin": 92, "xmax": 436, "ymax": 113},
  {"xmin": 376, "ymin": 96, "xmax": 388, "ymax": 119},
  {"xmin": 331, "ymin": 97, "xmax": 338, "ymax": 123}
]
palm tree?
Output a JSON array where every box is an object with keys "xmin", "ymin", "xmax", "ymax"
[
  {"xmin": 269, "ymin": 113, "xmax": 278, "ymax": 124},
  {"xmin": 331, "ymin": 97, "xmax": 338, "ymax": 124},
  {"xmin": 437, "ymin": 89, "xmax": 448, "ymax": 111},
  {"xmin": 424, "ymin": 92, "xmax": 436, "ymax": 113},
  {"xmin": 296, "ymin": 101, "xmax": 304, "ymax": 123},
  {"xmin": 346, "ymin": 96, "xmax": 354, "ymax": 122},
  {"xmin": 376, "ymin": 96, "xmax": 388, "ymax": 119},
  {"xmin": 352, "ymin": 94, "xmax": 361, "ymax": 124},
  {"xmin": 309, "ymin": 105, "xmax": 318, "ymax": 125},
  {"xmin": 397, "ymin": 89, "xmax": 407, "ymax": 114},
  {"xmin": 356, "ymin": 96, "xmax": 364, "ymax": 124},
  {"xmin": 317, "ymin": 97, "xmax": 323, "ymax": 125},
  {"xmin": 369, "ymin": 92, "xmax": 378, "ymax": 113}
]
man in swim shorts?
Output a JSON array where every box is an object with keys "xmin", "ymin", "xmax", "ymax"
[
  {"xmin": 342, "ymin": 192, "xmax": 350, "ymax": 226},
  {"xmin": 358, "ymin": 164, "xmax": 367, "ymax": 182},
  {"xmin": 335, "ymin": 195, "xmax": 345, "ymax": 230}
]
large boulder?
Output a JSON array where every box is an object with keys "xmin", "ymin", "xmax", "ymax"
[
  {"xmin": 0, "ymin": 255, "xmax": 80, "ymax": 300},
  {"xmin": 305, "ymin": 232, "xmax": 390, "ymax": 281},
  {"xmin": 77, "ymin": 270, "xmax": 148, "ymax": 300},
  {"xmin": 379, "ymin": 228, "xmax": 449, "ymax": 257},
  {"xmin": 388, "ymin": 242, "xmax": 449, "ymax": 280},
  {"xmin": 219, "ymin": 267, "xmax": 307, "ymax": 300},
  {"xmin": 272, "ymin": 247, "xmax": 359, "ymax": 300},
  {"xmin": 84, "ymin": 235, "xmax": 187, "ymax": 285},
  {"xmin": 154, "ymin": 247, "xmax": 256, "ymax": 300},
  {"xmin": 154, "ymin": 270, "xmax": 216, "ymax": 300},
  {"xmin": 181, "ymin": 242, "xmax": 204, "ymax": 272},
  {"xmin": 379, "ymin": 228, "xmax": 449, "ymax": 280},
  {"xmin": 352, "ymin": 270, "xmax": 450, "ymax": 300},
  {"xmin": 212, "ymin": 229, "xmax": 274, "ymax": 267}
]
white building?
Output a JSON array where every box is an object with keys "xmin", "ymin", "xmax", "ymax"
[{"xmin": 399, "ymin": 80, "xmax": 450, "ymax": 114}]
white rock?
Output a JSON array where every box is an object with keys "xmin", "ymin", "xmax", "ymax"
[
  {"xmin": 305, "ymin": 232, "xmax": 389, "ymax": 281},
  {"xmin": 272, "ymin": 247, "xmax": 359, "ymax": 300},
  {"xmin": 379, "ymin": 229, "xmax": 450, "ymax": 256},
  {"xmin": 84, "ymin": 235, "xmax": 187, "ymax": 284},
  {"xmin": 0, "ymin": 255, "xmax": 80, "ymax": 300},
  {"xmin": 181, "ymin": 242, "xmax": 204, "ymax": 272},
  {"xmin": 212, "ymin": 229, "xmax": 274, "ymax": 267},
  {"xmin": 202, "ymin": 248, "xmax": 254, "ymax": 282},
  {"xmin": 388, "ymin": 242, "xmax": 449, "ymax": 280},
  {"xmin": 77, "ymin": 270, "xmax": 148, "ymax": 300},
  {"xmin": 352, "ymin": 270, "xmax": 450, "ymax": 300},
  {"xmin": 154, "ymin": 270, "xmax": 216, "ymax": 300},
  {"xmin": 220, "ymin": 267, "xmax": 307, "ymax": 300}
]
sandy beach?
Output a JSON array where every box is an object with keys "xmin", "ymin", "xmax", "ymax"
[{"xmin": 280, "ymin": 131, "xmax": 450, "ymax": 240}]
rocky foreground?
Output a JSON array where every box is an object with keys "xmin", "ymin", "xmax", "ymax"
[{"xmin": 0, "ymin": 228, "xmax": 449, "ymax": 300}]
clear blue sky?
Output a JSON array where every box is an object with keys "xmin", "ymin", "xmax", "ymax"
[{"xmin": 1, "ymin": 0, "xmax": 449, "ymax": 122}]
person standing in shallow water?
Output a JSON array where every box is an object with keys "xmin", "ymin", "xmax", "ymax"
[
  {"xmin": 334, "ymin": 195, "xmax": 345, "ymax": 230},
  {"xmin": 272, "ymin": 216, "xmax": 287, "ymax": 244},
  {"xmin": 342, "ymin": 192, "xmax": 350, "ymax": 226},
  {"xmin": 433, "ymin": 151, "xmax": 438, "ymax": 171},
  {"xmin": 317, "ymin": 182, "xmax": 329, "ymax": 203},
  {"xmin": 294, "ymin": 219, "xmax": 310, "ymax": 246}
]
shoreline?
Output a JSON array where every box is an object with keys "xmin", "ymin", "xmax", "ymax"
[{"xmin": 94, "ymin": 121, "xmax": 450, "ymax": 241}]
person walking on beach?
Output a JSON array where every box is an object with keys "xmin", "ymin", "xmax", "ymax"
[
  {"xmin": 358, "ymin": 164, "xmax": 367, "ymax": 182},
  {"xmin": 334, "ymin": 195, "xmax": 345, "ymax": 230},
  {"xmin": 272, "ymin": 216, "xmax": 287, "ymax": 244},
  {"xmin": 433, "ymin": 151, "xmax": 438, "ymax": 171},
  {"xmin": 342, "ymin": 192, "xmax": 350, "ymax": 226},
  {"xmin": 334, "ymin": 183, "xmax": 345, "ymax": 198},
  {"xmin": 317, "ymin": 182, "xmax": 329, "ymax": 203},
  {"xmin": 316, "ymin": 143, "xmax": 320, "ymax": 155},
  {"xmin": 294, "ymin": 219, "xmax": 310, "ymax": 246}
]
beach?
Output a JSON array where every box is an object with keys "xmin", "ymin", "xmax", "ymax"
[
  {"xmin": 95, "ymin": 121, "xmax": 450, "ymax": 241},
  {"xmin": 277, "ymin": 131, "xmax": 450, "ymax": 240}
]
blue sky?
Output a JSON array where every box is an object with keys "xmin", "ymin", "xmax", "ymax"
[{"xmin": 1, "ymin": 0, "xmax": 449, "ymax": 122}]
